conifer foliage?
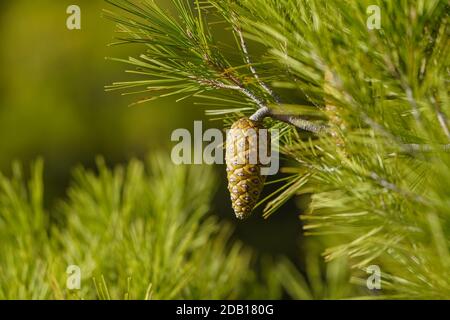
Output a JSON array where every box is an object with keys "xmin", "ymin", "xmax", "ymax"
[
  {"xmin": 106, "ymin": 0, "xmax": 450, "ymax": 299},
  {"xmin": 0, "ymin": 158, "xmax": 258, "ymax": 299}
]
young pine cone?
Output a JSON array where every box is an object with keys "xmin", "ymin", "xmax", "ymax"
[{"xmin": 226, "ymin": 117, "xmax": 269, "ymax": 219}]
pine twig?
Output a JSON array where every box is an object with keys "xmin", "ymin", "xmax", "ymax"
[
  {"xmin": 249, "ymin": 106, "xmax": 327, "ymax": 134},
  {"xmin": 204, "ymin": 17, "xmax": 325, "ymax": 134},
  {"xmin": 432, "ymin": 94, "xmax": 450, "ymax": 141},
  {"xmin": 436, "ymin": 111, "xmax": 450, "ymax": 140},
  {"xmin": 233, "ymin": 17, "xmax": 281, "ymax": 103},
  {"xmin": 194, "ymin": 77, "xmax": 327, "ymax": 134},
  {"xmin": 400, "ymin": 143, "xmax": 450, "ymax": 153},
  {"xmin": 194, "ymin": 77, "xmax": 267, "ymax": 109},
  {"xmin": 369, "ymin": 172, "xmax": 427, "ymax": 204}
]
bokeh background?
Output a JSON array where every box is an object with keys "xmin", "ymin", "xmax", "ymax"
[{"xmin": 0, "ymin": 0, "xmax": 303, "ymax": 265}]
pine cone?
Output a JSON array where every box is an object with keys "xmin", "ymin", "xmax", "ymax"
[{"xmin": 226, "ymin": 117, "xmax": 268, "ymax": 219}]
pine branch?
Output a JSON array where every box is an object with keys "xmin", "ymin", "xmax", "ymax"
[
  {"xmin": 105, "ymin": 0, "xmax": 327, "ymax": 133},
  {"xmin": 105, "ymin": 0, "xmax": 450, "ymax": 299},
  {"xmin": 232, "ymin": 0, "xmax": 450, "ymax": 299},
  {"xmin": 232, "ymin": 15, "xmax": 281, "ymax": 103}
]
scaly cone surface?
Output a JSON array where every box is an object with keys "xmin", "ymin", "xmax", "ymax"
[{"xmin": 226, "ymin": 117, "xmax": 268, "ymax": 219}]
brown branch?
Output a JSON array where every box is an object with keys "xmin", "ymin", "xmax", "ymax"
[{"xmin": 195, "ymin": 76, "xmax": 326, "ymax": 133}]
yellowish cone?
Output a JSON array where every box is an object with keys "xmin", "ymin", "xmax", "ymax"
[{"xmin": 226, "ymin": 117, "xmax": 268, "ymax": 219}]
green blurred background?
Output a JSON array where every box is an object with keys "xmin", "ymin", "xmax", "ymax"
[{"xmin": 0, "ymin": 0, "xmax": 303, "ymax": 262}]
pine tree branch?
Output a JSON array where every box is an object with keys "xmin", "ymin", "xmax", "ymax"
[
  {"xmin": 232, "ymin": 17, "xmax": 281, "ymax": 103},
  {"xmin": 369, "ymin": 172, "xmax": 427, "ymax": 204},
  {"xmin": 437, "ymin": 111, "xmax": 450, "ymax": 140},
  {"xmin": 249, "ymin": 106, "xmax": 328, "ymax": 134},
  {"xmin": 194, "ymin": 77, "xmax": 267, "ymax": 109},
  {"xmin": 194, "ymin": 74, "xmax": 326, "ymax": 134},
  {"xmin": 230, "ymin": 17, "xmax": 326, "ymax": 134},
  {"xmin": 400, "ymin": 143, "xmax": 450, "ymax": 153}
]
